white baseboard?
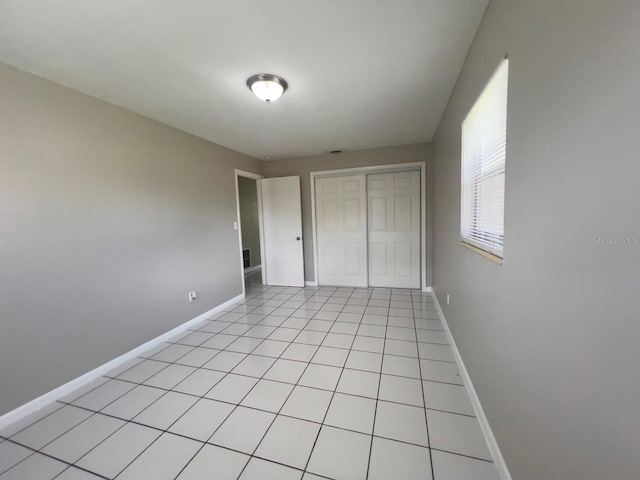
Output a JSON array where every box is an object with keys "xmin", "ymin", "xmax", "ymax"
[
  {"xmin": 430, "ymin": 292, "xmax": 512, "ymax": 480},
  {"xmin": 244, "ymin": 264, "xmax": 262, "ymax": 274},
  {"xmin": 305, "ymin": 281, "xmax": 318, "ymax": 287},
  {"xmin": 422, "ymin": 286, "xmax": 433, "ymax": 293},
  {"xmin": 0, "ymin": 293, "xmax": 245, "ymax": 431}
]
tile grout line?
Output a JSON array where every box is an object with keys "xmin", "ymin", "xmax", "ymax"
[
  {"xmin": 413, "ymin": 290, "xmax": 437, "ymax": 480},
  {"xmin": 0, "ymin": 436, "xmax": 111, "ymax": 480},
  {"xmin": 364, "ymin": 288, "xmax": 392, "ymax": 480},
  {"xmin": 1, "ymin": 285, "xmax": 490, "ymax": 480},
  {"xmin": 62, "ymin": 328, "xmax": 247, "ymax": 478},
  {"xmin": 2, "ymin": 419, "xmax": 495, "ymax": 478},
  {"xmin": 157, "ymin": 339, "xmax": 461, "ymax": 372},
  {"xmin": 43, "ymin": 339, "xmax": 207, "ymax": 478},
  {"xmin": 105, "ymin": 285, "xmax": 294, "ymax": 480},
  {"xmin": 4, "ymin": 298, "xmax": 423, "ymax": 406},
  {"xmin": 173, "ymin": 285, "xmax": 338, "ymax": 480},
  {"xmin": 2, "ymin": 285, "xmax": 305, "ymax": 480},
  {"xmin": 49, "ymin": 393, "xmax": 473, "ymax": 455},
  {"xmin": 164, "ymin": 285, "xmax": 325, "ymax": 480},
  {"xmin": 56, "ymin": 304, "xmax": 275, "ymax": 477},
  {"xmin": 233, "ymin": 286, "xmax": 359, "ymax": 479},
  {"xmin": 1, "ymin": 340, "xmax": 184, "ymax": 461},
  {"xmin": 300, "ymin": 286, "xmax": 367, "ymax": 478},
  {"xmin": 59, "ymin": 317, "xmax": 266, "ymax": 480}
]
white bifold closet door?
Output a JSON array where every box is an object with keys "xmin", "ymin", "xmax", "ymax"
[
  {"xmin": 368, "ymin": 170, "xmax": 421, "ymax": 289},
  {"xmin": 315, "ymin": 175, "xmax": 368, "ymax": 287}
]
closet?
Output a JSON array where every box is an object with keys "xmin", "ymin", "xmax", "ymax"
[{"xmin": 314, "ymin": 169, "xmax": 421, "ymax": 289}]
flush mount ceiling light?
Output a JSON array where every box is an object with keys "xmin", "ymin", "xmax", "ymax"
[{"xmin": 247, "ymin": 74, "xmax": 288, "ymax": 103}]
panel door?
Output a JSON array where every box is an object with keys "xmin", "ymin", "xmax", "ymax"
[
  {"xmin": 259, "ymin": 176, "xmax": 305, "ymax": 287},
  {"xmin": 368, "ymin": 170, "xmax": 421, "ymax": 289},
  {"xmin": 315, "ymin": 175, "xmax": 367, "ymax": 287}
]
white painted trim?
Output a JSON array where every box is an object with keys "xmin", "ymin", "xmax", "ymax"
[
  {"xmin": 310, "ymin": 161, "xmax": 429, "ymax": 289},
  {"xmin": 0, "ymin": 293, "xmax": 244, "ymax": 431},
  {"xmin": 310, "ymin": 174, "xmax": 319, "ymax": 288},
  {"xmin": 420, "ymin": 165, "xmax": 427, "ymax": 290},
  {"xmin": 234, "ymin": 172, "xmax": 245, "ymax": 296},
  {"xmin": 244, "ymin": 264, "xmax": 262, "ymax": 274},
  {"xmin": 310, "ymin": 161, "xmax": 427, "ymax": 178},
  {"xmin": 305, "ymin": 281, "xmax": 318, "ymax": 287},
  {"xmin": 256, "ymin": 181, "xmax": 267, "ymax": 286},
  {"xmin": 430, "ymin": 292, "xmax": 512, "ymax": 480},
  {"xmin": 235, "ymin": 169, "xmax": 265, "ymax": 293},
  {"xmin": 422, "ymin": 286, "xmax": 433, "ymax": 293}
]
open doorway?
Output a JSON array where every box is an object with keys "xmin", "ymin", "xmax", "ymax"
[{"xmin": 235, "ymin": 170, "xmax": 264, "ymax": 294}]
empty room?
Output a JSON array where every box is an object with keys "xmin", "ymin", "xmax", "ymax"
[{"xmin": 1, "ymin": 1, "xmax": 638, "ymax": 479}]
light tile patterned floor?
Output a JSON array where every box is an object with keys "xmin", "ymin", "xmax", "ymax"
[{"xmin": 0, "ymin": 272, "xmax": 501, "ymax": 479}]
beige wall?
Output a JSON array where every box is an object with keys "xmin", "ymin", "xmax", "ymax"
[
  {"xmin": 263, "ymin": 143, "xmax": 431, "ymax": 283},
  {"xmin": 238, "ymin": 176, "xmax": 261, "ymax": 268},
  {"xmin": 431, "ymin": 1, "xmax": 640, "ymax": 479},
  {"xmin": 0, "ymin": 63, "xmax": 263, "ymax": 415}
]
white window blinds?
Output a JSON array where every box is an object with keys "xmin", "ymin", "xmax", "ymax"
[{"xmin": 461, "ymin": 58, "xmax": 509, "ymax": 258}]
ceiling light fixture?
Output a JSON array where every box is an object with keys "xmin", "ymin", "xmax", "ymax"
[{"xmin": 247, "ymin": 74, "xmax": 288, "ymax": 103}]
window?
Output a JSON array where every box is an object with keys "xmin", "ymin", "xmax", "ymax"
[{"xmin": 461, "ymin": 58, "xmax": 509, "ymax": 259}]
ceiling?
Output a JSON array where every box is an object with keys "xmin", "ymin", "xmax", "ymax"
[{"xmin": 0, "ymin": 0, "xmax": 488, "ymax": 159}]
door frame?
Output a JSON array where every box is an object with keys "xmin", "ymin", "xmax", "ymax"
[
  {"xmin": 310, "ymin": 161, "xmax": 428, "ymax": 291},
  {"xmin": 234, "ymin": 169, "xmax": 266, "ymax": 296}
]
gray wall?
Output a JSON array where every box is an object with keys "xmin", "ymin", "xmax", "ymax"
[
  {"xmin": 0, "ymin": 63, "xmax": 263, "ymax": 415},
  {"xmin": 238, "ymin": 176, "xmax": 261, "ymax": 267},
  {"xmin": 431, "ymin": 1, "xmax": 640, "ymax": 479},
  {"xmin": 263, "ymin": 144, "xmax": 431, "ymax": 283}
]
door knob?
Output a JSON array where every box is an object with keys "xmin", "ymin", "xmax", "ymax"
[{"xmin": 296, "ymin": 236, "xmax": 301, "ymax": 241}]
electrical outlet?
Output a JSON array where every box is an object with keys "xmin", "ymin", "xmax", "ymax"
[
  {"xmin": 446, "ymin": 294, "xmax": 450, "ymax": 306},
  {"xmin": 188, "ymin": 291, "xmax": 197, "ymax": 302},
  {"xmin": 233, "ymin": 222, "xmax": 238, "ymax": 230}
]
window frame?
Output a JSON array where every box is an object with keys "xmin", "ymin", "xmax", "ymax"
[{"xmin": 460, "ymin": 57, "xmax": 509, "ymax": 262}]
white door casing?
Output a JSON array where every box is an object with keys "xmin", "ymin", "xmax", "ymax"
[
  {"xmin": 235, "ymin": 169, "xmax": 265, "ymax": 295},
  {"xmin": 259, "ymin": 176, "xmax": 305, "ymax": 287},
  {"xmin": 368, "ymin": 170, "xmax": 421, "ymax": 289},
  {"xmin": 315, "ymin": 175, "xmax": 368, "ymax": 287}
]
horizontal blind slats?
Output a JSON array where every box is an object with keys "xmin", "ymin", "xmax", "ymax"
[{"xmin": 460, "ymin": 58, "xmax": 508, "ymax": 257}]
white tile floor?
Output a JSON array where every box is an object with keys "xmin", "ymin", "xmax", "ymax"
[{"xmin": 0, "ymin": 272, "xmax": 501, "ymax": 479}]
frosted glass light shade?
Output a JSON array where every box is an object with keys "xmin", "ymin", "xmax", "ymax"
[
  {"xmin": 251, "ymin": 80, "xmax": 284, "ymax": 102},
  {"xmin": 247, "ymin": 74, "xmax": 288, "ymax": 103}
]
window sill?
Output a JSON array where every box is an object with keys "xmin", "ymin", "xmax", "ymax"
[{"xmin": 459, "ymin": 241, "xmax": 503, "ymax": 264}]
